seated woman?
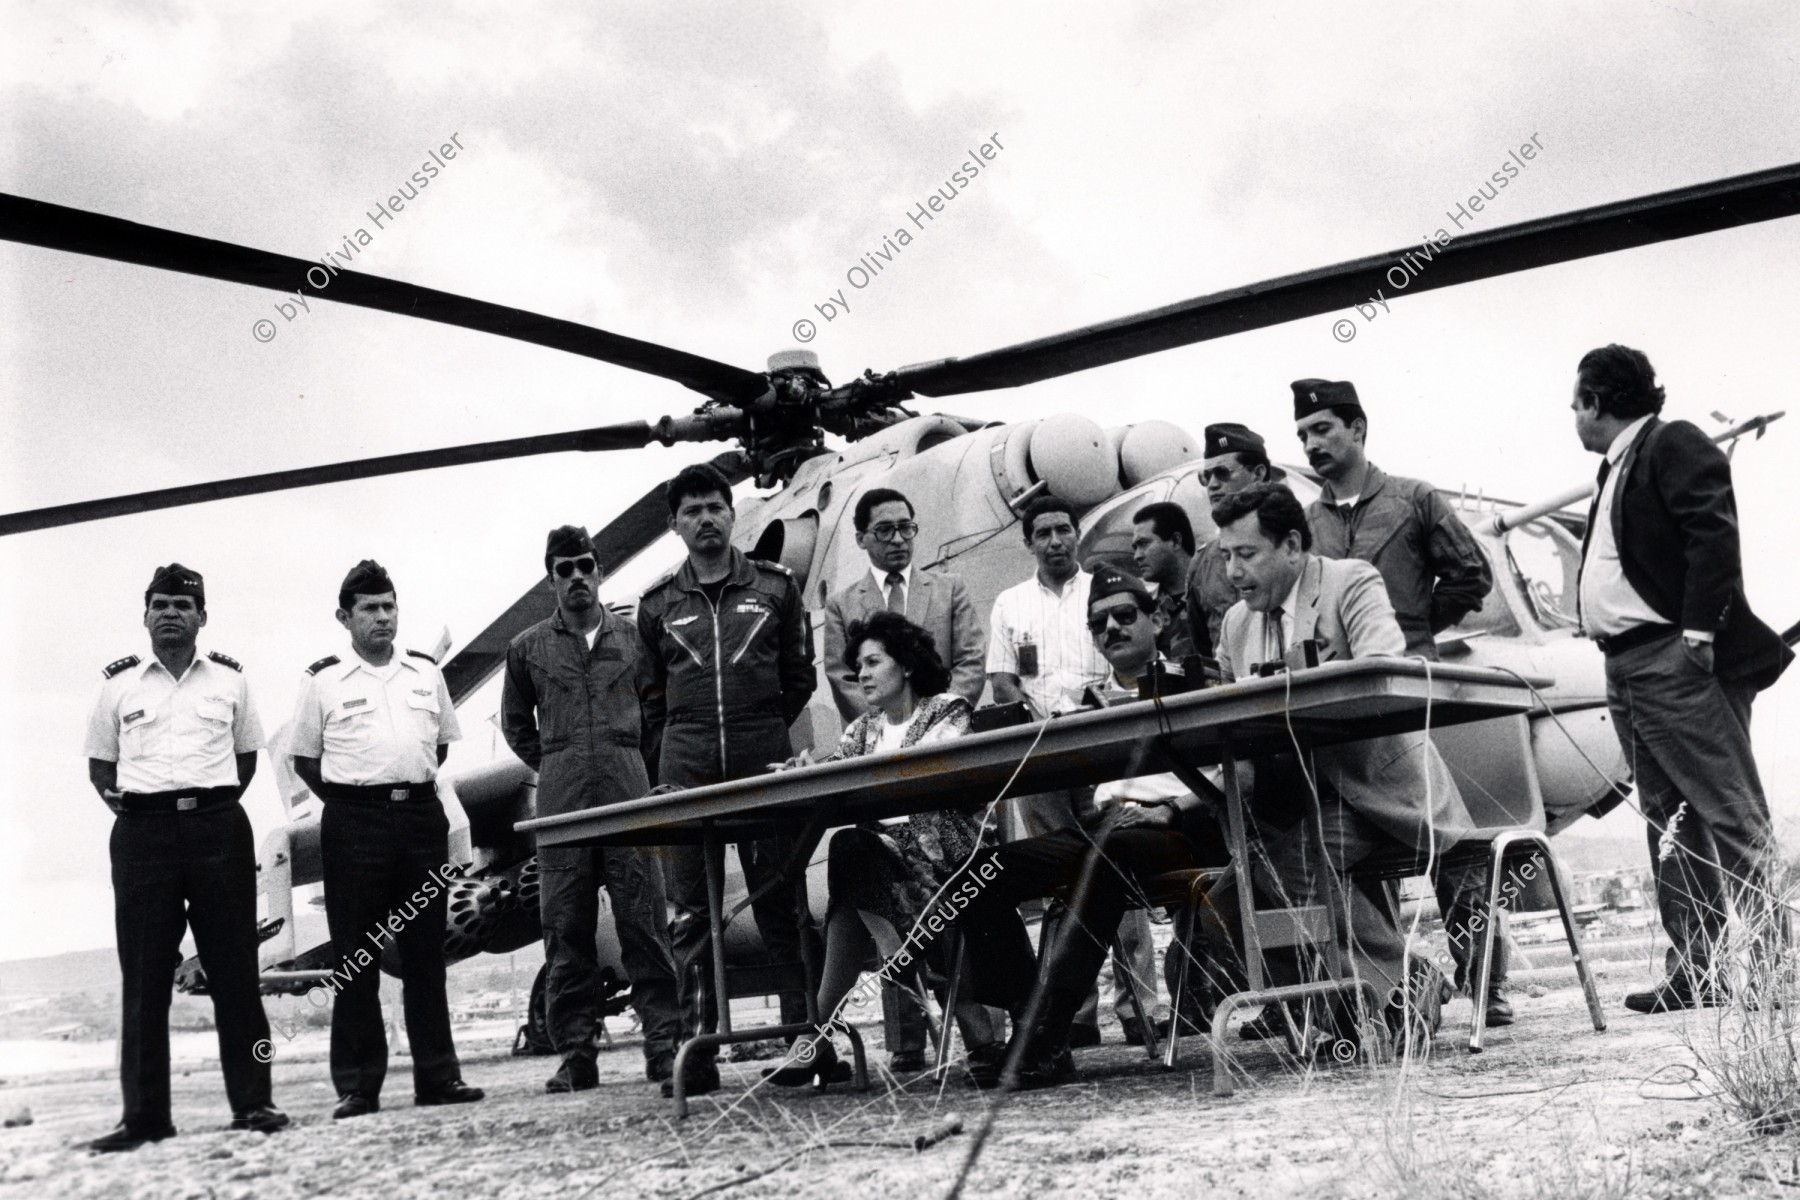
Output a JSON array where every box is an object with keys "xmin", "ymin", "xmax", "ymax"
[{"xmin": 763, "ymin": 609, "xmax": 1008, "ymax": 1085}]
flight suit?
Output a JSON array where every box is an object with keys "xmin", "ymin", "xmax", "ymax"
[
  {"xmin": 637, "ymin": 550, "xmax": 817, "ymax": 1055},
  {"xmin": 290, "ymin": 648, "xmax": 464, "ymax": 1101},
  {"xmin": 85, "ymin": 650, "xmax": 274, "ymax": 1132},
  {"xmin": 501, "ymin": 605, "xmax": 682, "ymax": 1068}
]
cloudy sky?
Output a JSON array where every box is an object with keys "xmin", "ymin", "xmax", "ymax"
[{"xmin": 4, "ymin": 0, "xmax": 1799, "ymax": 961}]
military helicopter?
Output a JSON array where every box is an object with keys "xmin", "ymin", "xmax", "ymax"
[{"xmin": 5, "ymin": 160, "xmax": 1797, "ymax": 1044}]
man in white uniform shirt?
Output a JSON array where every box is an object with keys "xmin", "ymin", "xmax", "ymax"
[
  {"xmin": 986, "ymin": 495, "xmax": 1160, "ymax": 1046},
  {"xmin": 291, "ymin": 559, "xmax": 484, "ymax": 1120},
  {"xmin": 83, "ymin": 563, "xmax": 289, "ymax": 1151}
]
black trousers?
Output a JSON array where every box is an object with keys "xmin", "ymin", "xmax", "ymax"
[
  {"xmin": 320, "ymin": 801, "xmax": 461, "ymax": 1099},
  {"xmin": 110, "ymin": 803, "xmax": 271, "ymax": 1127}
]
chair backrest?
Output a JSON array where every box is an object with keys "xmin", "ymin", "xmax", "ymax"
[{"xmin": 1432, "ymin": 714, "xmax": 1547, "ymax": 832}]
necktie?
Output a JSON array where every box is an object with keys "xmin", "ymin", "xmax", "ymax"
[
  {"xmin": 885, "ymin": 571, "xmax": 906, "ymax": 614},
  {"xmin": 1577, "ymin": 457, "xmax": 1613, "ymax": 629},
  {"xmin": 1267, "ymin": 606, "xmax": 1287, "ymax": 662}
]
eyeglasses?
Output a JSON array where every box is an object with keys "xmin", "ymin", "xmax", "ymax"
[
  {"xmin": 1086, "ymin": 604, "xmax": 1144, "ymax": 635},
  {"xmin": 1198, "ymin": 466, "xmax": 1238, "ymax": 486},
  {"xmin": 553, "ymin": 557, "xmax": 598, "ymax": 578},
  {"xmin": 867, "ymin": 521, "xmax": 919, "ymax": 542}
]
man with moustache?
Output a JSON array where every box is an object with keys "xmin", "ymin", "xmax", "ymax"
[
  {"xmin": 291, "ymin": 560, "xmax": 483, "ymax": 1119},
  {"xmin": 1185, "ymin": 423, "xmax": 1285, "ymax": 659},
  {"xmin": 638, "ymin": 462, "xmax": 817, "ymax": 1098},
  {"xmin": 1292, "ymin": 380, "xmax": 1509, "ymax": 1027},
  {"xmin": 502, "ymin": 526, "xmax": 682, "ymax": 1090},
  {"xmin": 1569, "ymin": 345, "xmax": 1791, "ymax": 1011},
  {"xmin": 1130, "ymin": 501, "xmax": 1198, "ymax": 660},
  {"xmin": 821, "ymin": 486, "xmax": 986, "ymax": 1069},
  {"xmin": 987, "ymin": 495, "xmax": 1166, "ymax": 1047},
  {"xmin": 83, "ymin": 564, "xmax": 289, "ymax": 1151}
]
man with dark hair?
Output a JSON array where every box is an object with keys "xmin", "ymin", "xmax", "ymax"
[
  {"xmin": 1186, "ymin": 423, "xmax": 1283, "ymax": 658},
  {"xmin": 1211, "ymin": 483, "xmax": 1480, "ymax": 1051},
  {"xmin": 1570, "ymin": 345, "xmax": 1791, "ymax": 1012},
  {"xmin": 83, "ymin": 564, "xmax": 288, "ymax": 1151},
  {"xmin": 502, "ymin": 526, "xmax": 683, "ymax": 1091},
  {"xmin": 986, "ymin": 495, "xmax": 1164, "ymax": 1046},
  {"xmin": 1131, "ymin": 501, "xmax": 1197, "ymax": 659},
  {"xmin": 638, "ymin": 463, "xmax": 817, "ymax": 1097},
  {"xmin": 291, "ymin": 561, "xmax": 483, "ymax": 1119},
  {"xmin": 823, "ymin": 487, "xmax": 986, "ymax": 722},
  {"xmin": 1293, "ymin": 380, "xmax": 1509, "ymax": 1025},
  {"xmin": 821, "ymin": 486, "xmax": 986, "ymax": 1070}
]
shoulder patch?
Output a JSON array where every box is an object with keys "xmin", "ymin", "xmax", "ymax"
[
  {"xmin": 305, "ymin": 655, "xmax": 341, "ymax": 676},
  {"xmin": 750, "ymin": 557, "xmax": 793, "ymax": 576},
  {"xmin": 405, "ymin": 649, "xmax": 438, "ymax": 665},
  {"xmin": 103, "ymin": 654, "xmax": 140, "ymax": 679},
  {"xmin": 206, "ymin": 650, "xmax": 242, "ymax": 672}
]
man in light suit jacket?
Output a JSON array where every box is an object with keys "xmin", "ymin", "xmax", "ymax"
[
  {"xmin": 822, "ymin": 487, "xmax": 986, "ymax": 724},
  {"xmin": 1212, "ymin": 484, "xmax": 1484, "ymax": 1035},
  {"xmin": 1571, "ymin": 345, "xmax": 1792, "ymax": 1013}
]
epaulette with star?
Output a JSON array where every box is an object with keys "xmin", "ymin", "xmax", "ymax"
[
  {"xmin": 102, "ymin": 655, "xmax": 140, "ymax": 679},
  {"xmin": 305, "ymin": 655, "xmax": 341, "ymax": 676},
  {"xmin": 206, "ymin": 650, "xmax": 243, "ymax": 672},
  {"xmin": 405, "ymin": 649, "xmax": 438, "ymax": 665}
]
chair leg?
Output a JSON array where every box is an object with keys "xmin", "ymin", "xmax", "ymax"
[
  {"xmin": 932, "ymin": 930, "xmax": 965, "ymax": 1079},
  {"xmin": 1113, "ymin": 930, "xmax": 1161, "ymax": 1062},
  {"xmin": 1534, "ymin": 835, "xmax": 1608, "ymax": 1034},
  {"xmin": 1164, "ymin": 881, "xmax": 1204, "ymax": 1070},
  {"xmin": 1466, "ymin": 843, "xmax": 1506, "ymax": 1054}
]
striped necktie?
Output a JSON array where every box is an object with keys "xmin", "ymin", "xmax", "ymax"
[{"xmin": 885, "ymin": 572, "xmax": 906, "ymax": 614}]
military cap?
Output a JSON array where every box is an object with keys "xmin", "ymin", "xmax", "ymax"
[
  {"xmin": 339, "ymin": 558, "xmax": 394, "ymax": 599},
  {"xmin": 145, "ymin": 562, "xmax": 204, "ymax": 606},
  {"xmin": 544, "ymin": 525, "xmax": 596, "ymax": 567},
  {"xmin": 1203, "ymin": 422, "xmax": 1268, "ymax": 457},
  {"xmin": 1088, "ymin": 563, "xmax": 1155, "ymax": 612},
  {"xmin": 1292, "ymin": 378, "xmax": 1364, "ymax": 422}
]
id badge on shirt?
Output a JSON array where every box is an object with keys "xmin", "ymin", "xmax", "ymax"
[{"xmin": 1016, "ymin": 638, "xmax": 1039, "ymax": 677}]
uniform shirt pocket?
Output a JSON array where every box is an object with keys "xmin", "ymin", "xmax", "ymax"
[
  {"xmin": 119, "ymin": 703, "xmax": 159, "ymax": 752},
  {"xmin": 405, "ymin": 688, "xmax": 442, "ymax": 740},
  {"xmin": 194, "ymin": 698, "xmax": 236, "ymax": 757}
]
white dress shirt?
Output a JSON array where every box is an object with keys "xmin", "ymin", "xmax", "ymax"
[
  {"xmin": 986, "ymin": 569, "xmax": 1111, "ymax": 716},
  {"xmin": 290, "ymin": 650, "xmax": 461, "ymax": 785},
  {"xmin": 1579, "ymin": 415, "xmax": 1679, "ymax": 639},
  {"xmin": 869, "ymin": 563, "xmax": 913, "ymax": 614},
  {"xmin": 85, "ymin": 652, "xmax": 264, "ymax": 792}
]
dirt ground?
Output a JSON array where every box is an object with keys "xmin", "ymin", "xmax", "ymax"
[{"xmin": 6, "ymin": 970, "xmax": 1800, "ymax": 1200}]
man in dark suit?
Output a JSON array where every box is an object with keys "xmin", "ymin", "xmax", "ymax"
[
  {"xmin": 1571, "ymin": 344, "xmax": 1792, "ymax": 1012},
  {"xmin": 821, "ymin": 487, "xmax": 986, "ymax": 722}
]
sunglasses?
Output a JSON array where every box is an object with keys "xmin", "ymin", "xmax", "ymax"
[
  {"xmin": 553, "ymin": 557, "xmax": 598, "ymax": 578},
  {"xmin": 1198, "ymin": 466, "xmax": 1238, "ymax": 486},
  {"xmin": 1086, "ymin": 604, "xmax": 1144, "ymax": 635}
]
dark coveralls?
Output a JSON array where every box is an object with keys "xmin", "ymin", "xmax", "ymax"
[
  {"xmin": 1307, "ymin": 462, "xmax": 1502, "ymax": 988},
  {"xmin": 501, "ymin": 605, "xmax": 682, "ymax": 1065},
  {"xmin": 87, "ymin": 651, "xmax": 274, "ymax": 1131},
  {"xmin": 637, "ymin": 550, "xmax": 817, "ymax": 1057}
]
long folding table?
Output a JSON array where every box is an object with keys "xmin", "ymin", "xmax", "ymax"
[{"xmin": 519, "ymin": 659, "xmax": 1548, "ymax": 1112}]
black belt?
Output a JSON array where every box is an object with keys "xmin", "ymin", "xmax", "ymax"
[
  {"xmin": 318, "ymin": 780, "xmax": 438, "ymax": 805},
  {"xmin": 120, "ymin": 786, "xmax": 239, "ymax": 814},
  {"xmin": 1593, "ymin": 623, "xmax": 1678, "ymax": 656}
]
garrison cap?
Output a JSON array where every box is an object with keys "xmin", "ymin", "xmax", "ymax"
[
  {"xmin": 145, "ymin": 562, "xmax": 204, "ymax": 605},
  {"xmin": 544, "ymin": 525, "xmax": 596, "ymax": 564},
  {"xmin": 1203, "ymin": 423, "xmax": 1268, "ymax": 458},
  {"xmin": 1292, "ymin": 378, "xmax": 1364, "ymax": 422},
  {"xmin": 1087, "ymin": 563, "xmax": 1155, "ymax": 612},
  {"xmin": 339, "ymin": 558, "xmax": 394, "ymax": 599}
]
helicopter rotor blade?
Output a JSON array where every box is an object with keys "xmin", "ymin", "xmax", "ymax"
[
  {"xmin": 892, "ymin": 161, "xmax": 1800, "ymax": 397},
  {"xmin": 441, "ymin": 451, "xmax": 750, "ymax": 703},
  {"xmin": 0, "ymin": 423, "xmax": 662, "ymax": 537},
  {"xmin": 0, "ymin": 193, "xmax": 768, "ymax": 404}
]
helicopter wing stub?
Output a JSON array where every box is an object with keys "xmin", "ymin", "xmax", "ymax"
[
  {"xmin": 893, "ymin": 161, "xmax": 1800, "ymax": 397},
  {"xmin": 0, "ymin": 192, "xmax": 768, "ymax": 404},
  {"xmin": 0, "ymin": 422, "xmax": 661, "ymax": 536},
  {"xmin": 440, "ymin": 450, "xmax": 750, "ymax": 703}
]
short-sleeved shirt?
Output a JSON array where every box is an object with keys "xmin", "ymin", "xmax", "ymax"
[
  {"xmin": 289, "ymin": 650, "xmax": 461, "ymax": 785},
  {"xmin": 985, "ymin": 569, "xmax": 1111, "ymax": 716},
  {"xmin": 85, "ymin": 652, "xmax": 264, "ymax": 792}
]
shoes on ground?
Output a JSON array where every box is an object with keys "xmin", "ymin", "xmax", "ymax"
[
  {"xmin": 228, "ymin": 1105, "xmax": 289, "ymax": 1134},
  {"xmin": 1067, "ymin": 1022, "xmax": 1102, "ymax": 1049},
  {"xmin": 546, "ymin": 1055, "xmax": 599, "ymax": 1093},
  {"xmin": 1120, "ymin": 1013, "xmax": 1173, "ymax": 1047},
  {"xmin": 1625, "ymin": 976, "xmax": 1726, "ymax": 1014},
  {"xmin": 1238, "ymin": 1003, "xmax": 1287, "ymax": 1042},
  {"xmin": 888, "ymin": 1049, "xmax": 927, "ymax": 1073},
  {"xmin": 1484, "ymin": 987, "xmax": 1516, "ymax": 1028},
  {"xmin": 645, "ymin": 1052, "xmax": 676, "ymax": 1084},
  {"xmin": 332, "ymin": 1094, "xmax": 378, "ymax": 1120},
  {"xmin": 763, "ymin": 1037, "xmax": 853, "ymax": 1087},
  {"xmin": 86, "ymin": 1121, "xmax": 176, "ymax": 1153},
  {"xmin": 415, "ymin": 1080, "xmax": 485, "ymax": 1106},
  {"xmin": 660, "ymin": 1059, "xmax": 722, "ymax": 1099}
]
